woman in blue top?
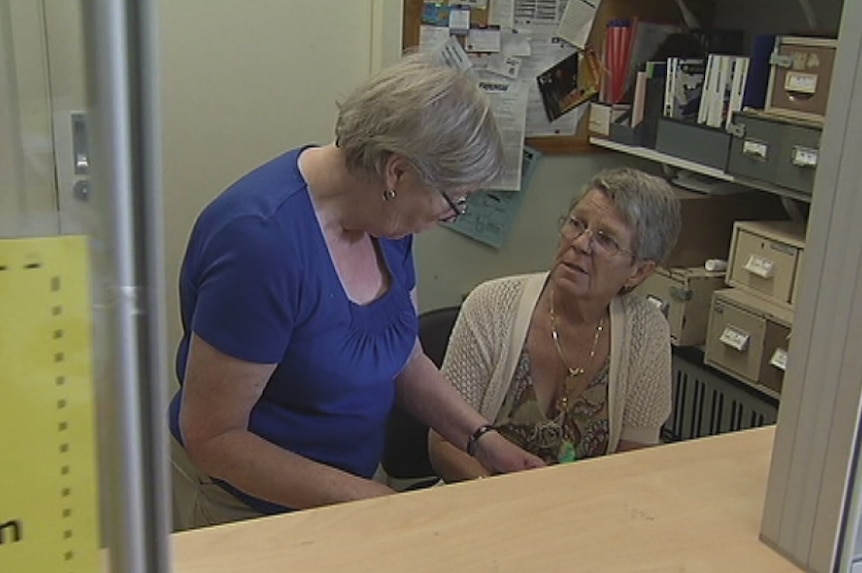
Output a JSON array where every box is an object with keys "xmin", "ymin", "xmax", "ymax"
[{"xmin": 169, "ymin": 53, "xmax": 545, "ymax": 528}]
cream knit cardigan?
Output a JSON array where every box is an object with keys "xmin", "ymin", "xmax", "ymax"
[{"xmin": 441, "ymin": 272, "xmax": 672, "ymax": 452}]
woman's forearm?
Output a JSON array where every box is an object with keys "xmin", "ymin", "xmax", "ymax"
[
  {"xmin": 428, "ymin": 430, "xmax": 490, "ymax": 482},
  {"xmin": 396, "ymin": 348, "xmax": 488, "ymax": 450},
  {"xmin": 181, "ymin": 334, "xmax": 393, "ymax": 510},
  {"xmin": 186, "ymin": 428, "xmax": 393, "ymax": 510}
]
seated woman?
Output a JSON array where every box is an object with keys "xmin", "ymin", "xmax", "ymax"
[{"xmin": 429, "ymin": 168, "xmax": 681, "ymax": 481}]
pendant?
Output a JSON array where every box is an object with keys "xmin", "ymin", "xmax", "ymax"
[
  {"xmin": 559, "ymin": 440, "xmax": 577, "ymax": 463},
  {"xmin": 559, "ymin": 394, "xmax": 568, "ymax": 410},
  {"xmin": 567, "ymin": 367, "xmax": 584, "ymax": 377}
]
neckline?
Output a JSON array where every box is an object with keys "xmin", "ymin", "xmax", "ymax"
[
  {"xmin": 299, "ymin": 177, "xmax": 396, "ymax": 309},
  {"xmin": 518, "ymin": 347, "xmax": 610, "ymax": 420}
]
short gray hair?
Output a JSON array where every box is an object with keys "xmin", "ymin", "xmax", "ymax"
[
  {"xmin": 569, "ymin": 168, "xmax": 681, "ymax": 263},
  {"xmin": 335, "ymin": 53, "xmax": 504, "ymax": 190}
]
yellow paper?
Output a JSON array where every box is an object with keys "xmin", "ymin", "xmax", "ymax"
[{"xmin": 0, "ymin": 236, "xmax": 101, "ymax": 573}]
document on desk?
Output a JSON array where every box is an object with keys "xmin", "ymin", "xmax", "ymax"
[
  {"xmin": 478, "ymin": 76, "xmax": 529, "ymax": 191},
  {"xmin": 443, "ymin": 146, "xmax": 542, "ymax": 248}
]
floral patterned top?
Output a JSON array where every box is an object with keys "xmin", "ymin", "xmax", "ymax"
[{"xmin": 493, "ymin": 348, "xmax": 610, "ymax": 464}]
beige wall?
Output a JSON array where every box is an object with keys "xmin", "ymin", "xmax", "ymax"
[{"xmin": 158, "ymin": 0, "xmax": 401, "ymax": 381}]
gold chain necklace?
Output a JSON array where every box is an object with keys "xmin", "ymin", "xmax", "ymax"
[{"xmin": 548, "ymin": 287, "xmax": 604, "ymax": 380}]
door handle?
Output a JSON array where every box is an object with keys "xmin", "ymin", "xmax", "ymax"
[{"xmin": 72, "ymin": 112, "xmax": 89, "ymax": 174}]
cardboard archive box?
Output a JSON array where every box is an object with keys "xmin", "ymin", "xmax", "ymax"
[
  {"xmin": 727, "ymin": 220, "xmax": 807, "ymax": 308},
  {"xmin": 635, "ymin": 266, "xmax": 726, "ymax": 347},
  {"xmin": 766, "ymin": 36, "xmax": 837, "ymax": 124},
  {"xmin": 705, "ymin": 288, "xmax": 793, "ymax": 397},
  {"xmin": 664, "ymin": 188, "xmax": 787, "ymax": 268}
]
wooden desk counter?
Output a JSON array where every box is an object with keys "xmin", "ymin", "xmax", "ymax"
[{"xmin": 172, "ymin": 426, "xmax": 800, "ymax": 572}]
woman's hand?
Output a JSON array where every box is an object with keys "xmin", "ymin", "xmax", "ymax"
[
  {"xmin": 473, "ymin": 430, "xmax": 546, "ymax": 475},
  {"xmin": 428, "ymin": 428, "xmax": 545, "ymax": 482}
]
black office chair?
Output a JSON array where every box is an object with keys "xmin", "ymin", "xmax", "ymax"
[{"xmin": 381, "ymin": 306, "xmax": 461, "ymax": 491}]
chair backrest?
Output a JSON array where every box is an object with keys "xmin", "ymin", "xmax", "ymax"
[
  {"xmin": 417, "ymin": 306, "xmax": 461, "ymax": 368},
  {"xmin": 381, "ymin": 306, "xmax": 460, "ymax": 483}
]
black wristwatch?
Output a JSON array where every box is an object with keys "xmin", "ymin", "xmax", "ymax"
[{"xmin": 466, "ymin": 424, "xmax": 496, "ymax": 457}]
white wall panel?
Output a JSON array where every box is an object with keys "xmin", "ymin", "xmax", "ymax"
[{"xmin": 158, "ymin": 0, "xmax": 402, "ymax": 369}]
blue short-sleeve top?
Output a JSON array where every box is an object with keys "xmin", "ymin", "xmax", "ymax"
[{"xmin": 168, "ymin": 147, "xmax": 418, "ymax": 514}]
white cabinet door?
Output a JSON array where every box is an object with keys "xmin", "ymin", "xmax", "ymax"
[
  {"xmin": 0, "ymin": 0, "xmax": 60, "ymax": 237},
  {"xmin": 0, "ymin": 0, "xmax": 94, "ymax": 237},
  {"xmin": 42, "ymin": 0, "xmax": 90, "ymax": 237}
]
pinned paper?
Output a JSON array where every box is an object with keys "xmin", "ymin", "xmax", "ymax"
[
  {"xmin": 477, "ymin": 78, "xmax": 529, "ymax": 190},
  {"xmin": 536, "ymin": 51, "xmax": 597, "ymax": 121},
  {"xmin": 465, "ymin": 27, "xmax": 502, "ymax": 53},
  {"xmin": 489, "ymin": 0, "xmax": 515, "ymax": 28},
  {"xmin": 501, "ymin": 29, "xmax": 531, "ymax": 57},
  {"xmin": 556, "ymin": 0, "xmax": 599, "ymax": 49},
  {"xmin": 449, "ymin": 7, "xmax": 471, "ymax": 35},
  {"xmin": 434, "ymin": 37, "xmax": 473, "ymax": 72},
  {"xmin": 486, "ymin": 54, "xmax": 522, "ymax": 79},
  {"xmin": 422, "ymin": 2, "xmax": 450, "ymax": 26},
  {"xmin": 512, "ymin": 13, "xmax": 581, "ymax": 136},
  {"xmin": 443, "ymin": 146, "xmax": 541, "ymax": 249},
  {"xmin": 420, "ymin": 25, "xmax": 452, "ymax": 53}
]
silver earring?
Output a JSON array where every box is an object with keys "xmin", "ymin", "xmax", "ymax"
[{"xmin": 382, "ymin": 189, "xmax": 396, "ymax": 201}]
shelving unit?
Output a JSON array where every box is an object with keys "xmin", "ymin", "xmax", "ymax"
[
  {"xmin": 589, "ymin": 136, "xmax": 808, "ymax": 410},
  {"xmin": 590, "ymin": 137, "xmax": 734, "ymax": 181},
  {"xmin": 589, "ymin": 136, "xmax": 814, "ymax": 204}
]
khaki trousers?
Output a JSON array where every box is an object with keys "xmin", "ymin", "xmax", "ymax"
[{"xmin": 170, "ymin": 438, "xmax": 264, "ymax": 531}]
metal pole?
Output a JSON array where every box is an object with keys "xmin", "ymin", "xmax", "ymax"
[{"xmin": 81, "ymin": 1, "xmax": 171, "ymax": 571}]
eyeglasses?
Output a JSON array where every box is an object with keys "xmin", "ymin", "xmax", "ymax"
[
  {"xmin": 438, "ymin": 189, "xmax": 468, "ymax": 222},
  {"xmin": 559, "ymin": 216, "xmax": 634, "ymax": 259}
]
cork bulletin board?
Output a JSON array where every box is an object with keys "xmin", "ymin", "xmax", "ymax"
[{"xmin": 402, "ymin": 0, "xmax": 715, "ymax": 155}]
